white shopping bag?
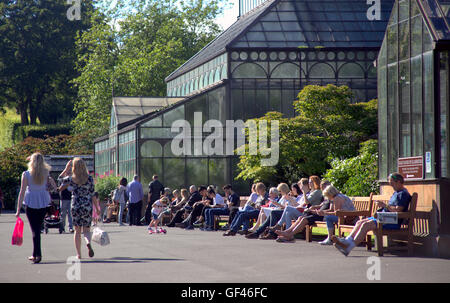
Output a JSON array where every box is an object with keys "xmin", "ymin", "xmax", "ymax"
[
  {"xmin": 92, "ymin": 227, "xmax": 110, "ymax": 246},
  {"xmin": 376, "ymin": 212, "xmax": 398, "ymax": 225}
]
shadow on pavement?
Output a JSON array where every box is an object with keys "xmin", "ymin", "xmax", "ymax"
[{"xmin": 39, "ymin": 257, "xmax": 185, "ymax": 265}]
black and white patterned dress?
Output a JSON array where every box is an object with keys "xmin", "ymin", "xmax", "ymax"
[{"xmin": 63, "ymin": 176, "xmax": 95, "ymax": 227}]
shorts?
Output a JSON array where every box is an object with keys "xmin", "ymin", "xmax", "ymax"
[
  {"xmin": 151, "ymin": 213, "xmax": 160, "ymax": 220},
  {"xmin": 304, "ymin": 214, "xmax": 324, "ymax": 225},
  {"xmin": 368, "ymin": 217, "xmax": 400, "ymax": 230}
]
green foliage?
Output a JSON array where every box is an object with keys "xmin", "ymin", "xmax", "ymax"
[
  {"xmin": 0, "ymin": 0, "xmax": 94, "ymax": 125},
  {"xmin": 323, "ymin": 139, "xmax": 379, "ymax": 196},
  {"xmin": 72, "ymin": 0, "xmax": 224, "ymax": 143},
  {"xmin": 94, "ymin": 175, "xmax": 121, "ymax": 202},
  {"xmin": 236, "ymin": 85, "xmax": 378, "ymax": 185},
  {"xmin": 0, "ymin": 107, "xmax": 21, "ymax": 151},
  {"xmin": 0, "ymin": 133, "xmax": 93, "ymax": 209},
  {"xmin": 13, "ymin": 124, "xmax": 72, "ymax": 142}
]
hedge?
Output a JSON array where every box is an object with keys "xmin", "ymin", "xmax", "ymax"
[{"xmin": 13, "ymin": 123, "xmax": 72, "ymax": 142}]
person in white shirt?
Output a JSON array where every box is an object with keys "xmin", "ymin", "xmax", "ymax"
[{"xmin": 148, "ymin": 197, "xmax": 169, "ymax": 234}]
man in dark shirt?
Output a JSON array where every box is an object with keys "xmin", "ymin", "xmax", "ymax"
[
  {"xmin": 142, "ymin": 175, "xmax": 164, "ymax": 224},
  {"xmin": 167, "ymin": 185, "xmax": 203, "ymax": 227},
  {"xmin": 176, "ymin": 186, "xmax": 209, "ymax": 229},
  {"xmin": 202, "ymin": 184, "xmax": 240, "ymax": 231}
]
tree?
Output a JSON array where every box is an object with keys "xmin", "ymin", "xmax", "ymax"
[
  {"xmin": 324, "ymin": 139, "xmax": 379, "ymax": 196},
  {"xmin": 71, "ymin": 0, "xmax": 224, "ymax": 143},
  {"xmin": 0, "ymin": 0, "xmax": 94, "ymax": 125},
  {"xmin": 236, "ymin": 85, "xmax": 378, "ymax": 185}
]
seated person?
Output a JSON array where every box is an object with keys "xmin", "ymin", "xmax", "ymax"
[
  {"xmin": 194, "ymin": 185, "xmax": 224, "ymax": 226},
  {"xmin": 274, "ymin": 179, "xmax": 330, "ymax": 242},
  {"xmin": 248, "ymin": 187, "xmax": 280, "ymax": 232},
  {"xmin": 167, "ymin": 185, "xmax": 203, "ymax": 227},
  {"xmin": 331, "ymin": 172, "xmax": 412, "ymax": 256},
  {"xmin": 201, "ymin": 187, "xmax": 228, "ymax": 231},
  {"xmin": 203, "ymin": 184, "xmax": 240, "ymax": 231},
  {"xmin": 223, "ymin": 182, "xmax": 268, "ymax": 236},
  {"xmin": 175, "ymin": 186, "xmax": 208, "ymax": 229},
  {"xmin": 247, "ymin": 176, "xmax": 323, "ymax": 240},
  {"xmin": 245, "ymin": 183, "xmax": 297, "ymax": 239},
  {"xmin": 272, "ymin": 178, "xmax": 311, "ymax": 232},
  {"xmin": 317, "ymin": 185, "xmax": 356, "ymax": 245}
]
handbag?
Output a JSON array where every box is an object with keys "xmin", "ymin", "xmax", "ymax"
[
  {"xmin": 92, "ymin": 227, "xmax": 110, "ymax": 246},
  {"xmin": 12, "ymin": 217, "xmax": 24, "ymax": 246}
]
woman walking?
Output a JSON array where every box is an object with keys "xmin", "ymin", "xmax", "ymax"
[
  {"xmin": 59, "ymin": 158, "xmax": 95, "ymax": 259},
  {"xmin": 15, "ymin": 153, "xmax": 56, "ymax": 263}
]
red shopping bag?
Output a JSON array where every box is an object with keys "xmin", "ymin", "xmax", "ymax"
[{"xmin": 11, "ymin": 217, "xmax": 24, "ymax": 246}]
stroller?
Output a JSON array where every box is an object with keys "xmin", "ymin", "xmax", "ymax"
[{"xmin": 43, "ymin": 200, "xmax": 64, "ymax": 234}]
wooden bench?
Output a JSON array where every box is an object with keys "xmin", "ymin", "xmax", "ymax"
[
  {"xmin": 213, "ymin": 196, "xmax": 249, "ymax": 230},
  {"xmin": 305, "ymin": 195, "xmax": 373, "ymax": 243},
  {"xmin": 368, "ymin": 192, "xmax": 418, "ymax": 256}
]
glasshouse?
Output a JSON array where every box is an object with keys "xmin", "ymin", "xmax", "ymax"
[
  {"xmin": 377, "ymin": 0, "xmax": 450, "ymax": 257},
  {"xmin": 94, "ymin": 0, "xmax": 395, "ymax": 193}
]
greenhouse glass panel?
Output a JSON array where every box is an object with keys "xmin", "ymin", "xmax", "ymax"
[
  {"xmin": 140, "ymin": 140, "xmax": 163, "ymax": 158},
  {"xmin": 186, "ymin": 158, "xmax": 208, "ymax": 186},
  {"xmin": 271, "ymin": 63, "xmax": 300, "ymax": 79},
  {"xmin": 232, "ymin": 63, "xmax": 267, "ymax": 78},
  {"xmin": 163, "ymin": 105, "xmax": 185, "ymax": 127},
  {"xmin": 338, "ymin": 63, "xmax": 365, "ymax": 78},
  {"xmin": 140, "ymin": 158, "xmax": 163, "ymax": 190},
  {"xmin": 164, "ymin": 158, "xmax": 185, "ymax": 189},
  {"xmin": 309, "ymin": 63, "xmax": 335, "ymax": 78},
  {"xmin": 423, "ymin": 51, "xmax": 435, "ymax": 178}
]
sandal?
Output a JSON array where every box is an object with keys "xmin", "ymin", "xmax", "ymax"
[{"xmin": 28, "ymin": 256, "xmax": 42, "ymax": 263}]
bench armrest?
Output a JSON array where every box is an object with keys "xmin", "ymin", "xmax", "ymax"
[{"xmin": 336, "ymin": 210, "xmax": 370, "ymax": 217}]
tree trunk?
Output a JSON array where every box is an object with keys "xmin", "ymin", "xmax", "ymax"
[{"xmin": 18, "ymin": 102, "xmax": 29, "ymax": 125}]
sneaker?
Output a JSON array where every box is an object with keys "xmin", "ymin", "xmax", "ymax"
[
  {"xmin": 205, "ymin": 227, "xmax": 214, "ymax": 231},
  {"xmin": 237, "ymin": 230, "xmax": 250, "ymax": 235},
  {"xmin": 148, "ymin": 229, "xmax": 155, "ymax": 234},
  {"xmin": 159, "ymin": 228, "xmax": 167, "ymax": 234},
  {"xmin": 185, "ymin": 225, "xmax": 194, "ymax": 230},
  {"xmin": 319, "ymin": 238, "xmax": 333, "ymax": 245},
  {"xmin": 260, "ymin": 232, "xmax": 277, "ymax": 240},
  {"xmin": 155, "ymin": 228, "xmax": 161, "ymax": 233},
  {"xmin": 331, "ymin": 235, "xmax": 354, "ymax": 256}
]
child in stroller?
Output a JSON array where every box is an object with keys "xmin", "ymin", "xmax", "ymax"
[{"xmin": 43, "ymin": 201, "xmax": 64, "ymax": 234}]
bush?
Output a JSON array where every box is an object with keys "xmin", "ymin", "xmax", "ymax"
[
  {"xmin": 13, "ymin": 123, "xmax": 72, "ymax": 143},
  {"xmin": 94, "ymin": 174, "xmax": 121, "ymax": 202},
  {"xmin": 323, "ymin": 139, "xmax": 379, "ymax": 197}
]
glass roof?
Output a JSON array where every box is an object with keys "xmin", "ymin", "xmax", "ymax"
[
  {"xmin": 421, "ymin": 0, "xmax": 450, "ymax": 40},
  {"xmin": 233, "ymin": 0, "xmax": 395, "ymax": 48},
  {"xmin": 112, "ymin": 97, "xmax": 183, "ymax": 127},
  {"xmin": 166, "ymin": 0, "xmax": 394, "ymax": 83}
]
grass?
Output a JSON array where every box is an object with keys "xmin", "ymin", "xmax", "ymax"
[{"xmin": 0, "ymin": 107, "xmax": 21, "ymax": 151}]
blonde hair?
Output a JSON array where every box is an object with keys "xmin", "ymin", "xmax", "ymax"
[
  {"xmin": 277, "ymin": 183, "xmax": 290, "ymax": 195},
  {"xmin": 181, "ymin": 189, "xmax": 189, "ymax": 200},
  {"xmin": 28, "ymin": 153, "xmax": 51, "ymax": 185},
  {"xmin": 72, "ymin": 157, "xmax": 89, "ymax": 185},
  {"xmin": 255, "ymin": 182, "xmax": 266, "ymax": 193},
  {"xmin": 323, "ymin": 185, "xmax": 340, "ymax": 198},
  {"xmin": 173, "ymin": 189, "xmax": 180, "ymax": 197},
  {"xmin": 160, "ymin": 197, "xmax": 169, "ymax": 205}
]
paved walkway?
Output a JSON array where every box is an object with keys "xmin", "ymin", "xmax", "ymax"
[{"xmin": 1, "ymin": 213, "xmax": 449, "ymax": 283}]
